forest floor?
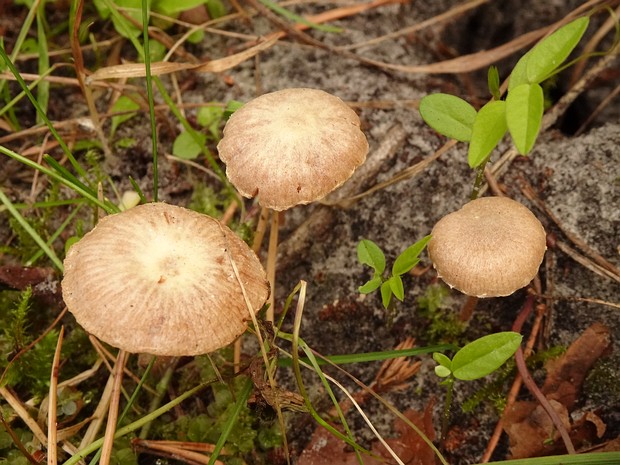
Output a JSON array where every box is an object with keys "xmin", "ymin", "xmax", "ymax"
[{"xmin": 0, "ymin": 0, "xmax": 619, "ymax": 464}]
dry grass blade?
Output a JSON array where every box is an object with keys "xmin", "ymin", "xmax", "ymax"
[
  {"xmin": 47, "ymin": 326, "xmax": 64, "ymax": 465},
  {"xmin": 569, "ymin": 4, "xmax": 620, "ymax": 86},
  {"xmin": 132, "ymin": 439, "xmax": 226, "ymax": 465},
  {"xmin": 0, "ymin": 386, "xmax": 48, "ymax": 445},
  {"xmin": 99, "ymin": 350, "xmax": 129, "ymax": 465},
  {"xmin": 87, "ymin": 37, "xmax": 278, "ymax": 81},
  {"xmin": 341, "ymin": 0, "xmax": 492, "ymax": 51}
]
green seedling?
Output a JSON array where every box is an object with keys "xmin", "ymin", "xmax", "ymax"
[
  {"xmin": 110, "ymin": 94, "xmax": 141, "ymax": 137},
  {"xmin": 419, "ymin": 17, "xmax": 589, "ymax": 168},
  {"xmin": 433, "ymin": 331, "xmax": 522, "ymax": 439},
  {"xmin": 357, "ymin": 235, "xmax": 431, "ymax": 310}
]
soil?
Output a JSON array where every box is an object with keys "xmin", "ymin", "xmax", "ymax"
[{"xmin": 1, "ymin": 0, "xmax": 619, "ymax": 464}]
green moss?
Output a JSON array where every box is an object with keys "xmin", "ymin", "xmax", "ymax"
[
  {"xmin": 417, "ymin": 284, "xmax": 465, "ymax": 345},
  {"xmin": 584, "ymin": 357, "xmax": 620, "ymax": 405}
]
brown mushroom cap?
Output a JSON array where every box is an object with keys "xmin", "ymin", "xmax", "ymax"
[
  {"xmin": 62, "ymin": 203, "xmax": 269, "ymax": 356},
  {"xmin": 217, "ymin": 88, "xmax": 369, "ymax": 211},
  {"xmin": 428, "ymin": 197, "xmax": 546, "ymax": 297}
]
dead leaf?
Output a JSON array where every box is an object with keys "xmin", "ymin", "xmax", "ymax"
[
  {"xmin": 298, "ymin": 402, "xmax": 436, "ymax": 465},
  {"xmin": 503, "ymin": 323, "xmax": 612, "ymax": 458},
  {"xmin": 542, "ymin": 322, "xmax": 612, "ymax": 409}
]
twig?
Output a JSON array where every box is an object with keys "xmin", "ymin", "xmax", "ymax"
[
  {"xmin": 512, "ymin": 296, "xmax": 575, "ymax": 455},
  {"xmin": 47, "ymin": 326, "xmax": 64, "ymax": 465},
  {"xmin": 481, "ymin": 298, "xmax": 545, "ymax": 462},
  {"xmin": 0, "ymin": 386, "xmax": 48, "ymax": 445},
  {"xmin": 100, "ymin": 350, "xmax": 129, "ymax": 465}
]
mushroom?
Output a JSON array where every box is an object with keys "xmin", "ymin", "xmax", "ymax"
[
  {"xmin": 428, "ymin": 196, "xmax": 546, "ymax": 297},
  {"xmin": 217, "ymin": 88, "xmax": 368, "ymax": 321},
  {"xmin": 62, "ymin": 202, "xmax": 269, "ymax": 356},
  {"xmin": 217, "ymin": 88, "xmax": 369, "ymax": 211},
  {"xmin": 61, "ymin": 203, "xmax": 268, "ymax": 465}
]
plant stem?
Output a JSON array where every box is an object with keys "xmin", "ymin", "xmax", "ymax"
[
  {"xmin": 470, "ymin": 159, "xmax": 489, "ymax": 200},
  {"xmin": 440, "ymin": 376, "xmax": 455, "ymax": 443}
]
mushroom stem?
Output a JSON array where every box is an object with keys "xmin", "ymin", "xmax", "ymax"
[
  {"xmin": 266, "ymin": 210, "xmax": 279, "ymax": 323},
  {"xmin": 100, "ymin": 349, "xmax": 128, "ymax": 465}
]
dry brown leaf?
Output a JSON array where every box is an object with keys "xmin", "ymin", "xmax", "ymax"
[
  {"xmin": 503, "ymin": 323, "xmax": 612, "ymax": 458},
  {"xmin": 298, "ymin": 403, "xmax": 436, "ymax": 465},
  {"xmin": 542, "ymin": 322, "xmax": 612, "ymax": 409}
]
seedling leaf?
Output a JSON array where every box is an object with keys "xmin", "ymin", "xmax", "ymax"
[
  {"xmin": 467, "ymin": 100, "xmax": 507, "ymax": 168},
  {"xmin": 433, "ymin": 352, "xmax": 452, "ymax": 370},
  {"xmin": 509, "ymin": 50, "xmax": 532, "ymax": 91},
  {"xmin": 388, "ymin": 275, "xmax": 404, "ymax": 301},
  {"xmin": 359, "ymin": 275, "xmax": 383, "ymax": 294},
  {"xmin": 487, "ymin": 65, "xmax": 501, "ymax": 100},
  {"xmin": 380, "ymin": 281, "xmax": 393, "ymax": 308},
  {"xmin": 526, "ymin": 17, "xmax": 589, "ymax": 84},
  {"xmin": 110, "ymin": 95, "xmax": 140, "ymax": 136},
  {"xmin": 392, "ymin": 235, "xmax": 432, "ymax": 276},
  {"xmin": 357, "ymin": 239, "xmax": 386, "ymax": 274},
  {"xmin": 172, "ymin": 131, "xmax": 206, "ymax": 160},
  {"xmin": 419, "ymin": 94, "xmax": 477, "ymax": 142},
  {"xmin": 451, "ymin": 332, "xmax": 522, "ymax": 380},
  {"xmin": 506, "ymin": 83, "xmax": 544, "ymax": 155},
  {"xmin": 435, "ymin": 365, "xmax": 452, "ymax": 378}
]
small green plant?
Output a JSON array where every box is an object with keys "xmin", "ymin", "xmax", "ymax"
[
  {"xmin": 432, "ymin": 331, "xmax": 522, "ymax": 438},
  {"xmin": 419, "ymin": 17, "xmax": 589, "ymax": 169},
  {"xmin": 357, "ymin": 235, "xmax": 431, "ymax": 310}
]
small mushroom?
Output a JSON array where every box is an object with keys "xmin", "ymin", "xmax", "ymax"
[
  {"xmin": 62, "ymin": 203, "xmax": 269, "ymax": 356},
  {"xmin": 217, "ymin": 87, "xmax": 369, "ymax": 211},
  {"xmin": 428, "ymin": 196, "xmax": 546, "ymax": 297},
  {"xmin": 217, "ymin": 88, "xmax": 368, "ymax": 322}
]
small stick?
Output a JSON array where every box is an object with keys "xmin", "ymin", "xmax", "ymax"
[
  {"xmin": 480, "ymin": 299, "xmax": 545, "ymax": 462},
  {"xmin": 100, "ymin": 350, "xmax": 129, "ymax": 465},
  {"xmin": 48, "ymin": 326, "xmax": 65, "ymax": 465},
  {"xmin": 512, "ymin": 296, "xmax": 576, "ymax": 455}
]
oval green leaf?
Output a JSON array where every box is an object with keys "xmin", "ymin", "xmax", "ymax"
[
  {"xmin": 359, "ymin": 275, "xmax": 382, "ymax": 294},
  {"xmin": 506, "ymin": 83, "xmax": 544, "ymax": 155},
  {"xmin": 451, "ymin": 332, "xmax": 522, "ymax": 381},
  {"xmin": 433, "ymin": 352, "xmax": 452, "ymax": 370},
  {"xmin": 172, "ymin": 131, "xmax": 206, "ymax": 160},
  {"xmin": 392, "ymin": 235, "xmax": 432, "ymax": 276},
  {"xmin": 508, "ymin": 50, "xmax": 532, "ymax": 91},
  {"xmin": 357, "ymin": 239, "xmax": 386, "ymax": 274},
  {"xmin": 380, "ymin": 281, "xmax": 393, "ymax": 309},
  {"xmin": 388, "ymin": 275, "xmax": 404, "ymax": 301},
  {"xmin": 419, "ymin": 94, "xmax": 477, "ymax": 142},
  {"xmin": 526, "ymin": 17, "xmax": 589, "ymax": 84},
  {"xmin": 467, "ymin": 100, "xmax": 507, "ymax": 168},
  {"xmin": 435, "ymin": 365, "xmax": 452, "ymax": 378}
]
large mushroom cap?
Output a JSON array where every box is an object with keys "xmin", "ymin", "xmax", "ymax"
[
  {"xmin": 428, "ymin": 197, "xmax": 546, "ymax": 298},
  {"xmin": 62, "ymin": 203, "xmax": 269, "ymax": 356},
  {"xmin": 217, "ymin": 88, "xmax": 369, "ymax": 211}
]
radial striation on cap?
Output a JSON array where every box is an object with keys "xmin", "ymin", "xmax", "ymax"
[
  {"xmin": 217, "ymin": 88, "xmax": 369, "ymax": 211},
  {"xmin": 62, "ymin": 203, "xmax": 269, "ymax": 356},
  {"xmin": 428, "ymin": 196, "xmax": 547, "ymax": 298}
]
